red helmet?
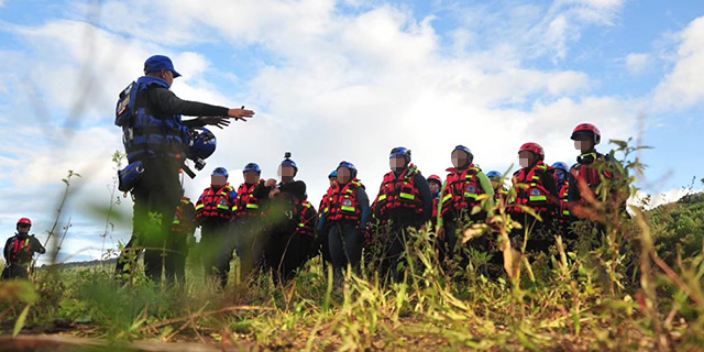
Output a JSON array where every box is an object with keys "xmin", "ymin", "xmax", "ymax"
[
  {"xmin": 518, "ymin": 142, "xmax": 545, "ymax": 160},
  {"xmin": 571, "ymin": 123, "xmax": 601, "ymax": 145},
  {"xmin": 17, "ymin": 218, "xmax": 32, "ymax": 227},
  {"xmin": 427, "ymin": 175, "xmax": 442, "ymax": 185}
]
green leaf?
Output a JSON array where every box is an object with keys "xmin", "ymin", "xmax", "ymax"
[{"xmin": 13, "ymin": 304, "xmax": 31, "ymax": 337}]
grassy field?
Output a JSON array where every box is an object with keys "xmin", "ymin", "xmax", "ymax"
[{"xmin": 1, "ymin": 151, "xmax": 703, "ymax": 351}]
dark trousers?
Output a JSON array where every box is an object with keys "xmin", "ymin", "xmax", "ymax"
[
  {"xmin": 438, "ymin": 213, "xmax": 488, "ymax": 270},
  {"xmin": 115, "ymin": 158, "xmax": 180, "ymax": 283},
  {"xmin": 165, "ymin": 236, "xmax": 189, "ymax": 284},
  {"xmin": 201, "ymin": 220, "xmax": 233, "ymax": 288},
  {"xmin": 231, "ymin": 217, "xmax": 262, "ymax": 283},
  {"xmin": 263, "ymin": 226, "xmax": 313, "ymax": 285},
  {"xmin": 327, "ymin": 222, "xmax": 364, "ymax": 277},
  {"xmin": 1, "ymin": 264, "xmax": 29, "ymax": 280},
  {"xmin": 508, "ymin": 211, "xmax": 556, "ymax": 254}
]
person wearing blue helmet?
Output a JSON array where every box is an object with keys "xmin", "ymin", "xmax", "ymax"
[
  {"xmin": 372, "ymin": 147, "xmax": 432, "ymax": 282},
  {"xmin": 253, "ymin": 152, "xmax": 316, "ymax": 284},
  {"xmin": 437, "ymin": 145, "xmax": 495, "ymax": 272},
  {"xmin": 486, "ymin": 170, "xmax": 508, "ymax": 203},
  {"xmin": 114, "ymin": 55, "xmax": 255, "ymax": 283},
  {"xmin": 318, "ymin": 169, "xmax": 341, "ymax": 266},
  {"xmin": 195, "ymin": 167, "xmax": 238, "ymax": 287},
  {"xmin": 318, "ymin": 161, "xmax": 371, "ymax": 281},
  {"xmin": 230, "ymin": 163, "xmax": 266, "ymax": 283}
]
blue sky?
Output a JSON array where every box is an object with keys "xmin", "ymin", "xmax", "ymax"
[{"xmin": 1, "ymin": 0, "xmax": 703, "ymax": 263}]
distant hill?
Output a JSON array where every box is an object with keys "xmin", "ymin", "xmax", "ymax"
[
  {"xmin": 39, "ymin": 258, "xmax": 116, "ymax": 269},
  {"xmin": 648, "ymin": 192, "xmax": 704, "ymax": 264}
]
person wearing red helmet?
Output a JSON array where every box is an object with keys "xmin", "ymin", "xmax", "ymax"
[
  {"xmin": 568, "ymin": 123, "xmax": 615, "ymax": 205},
  {"xmin": 427, "ymin": 175, "xmax": 442, "ymax": 223},
  {"xmin": 2, "ymin": 218, "xmax": 46, "ymax": 280},
  {"xmin": 507, "ymin": 143, "xmax": 560, "ymax": 254},
  {"xmin": 436, "ymin": 145, "xmax": 495, "ymax": 270}
]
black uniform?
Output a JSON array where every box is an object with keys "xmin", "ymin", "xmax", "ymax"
[{"xmin": 2, "ymin": 233, "xmax": 46, "ymax": 280}]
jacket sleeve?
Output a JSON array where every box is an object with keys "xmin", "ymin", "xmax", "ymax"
[
  {"xmin": 541, "ymin": 171, "xmax": 560, "ymax": 202},
  {"xmin": 476, "ymin": 172, "xmax": 496, "ymax": 213},
  {"xmin": 414, "ymin": 174, "xmax": 433, "ymax": 225},
  {"xmin": 357, "ymin": 188, "xmax": 371, "ymax": 228},
  {"xmin": 3, "ymin": 237, "xmax": 12, "ymax": 263},
  {"xmin": 148, "ymin": 87, "xmax": 230, "ymax": 117},
  {"xmin": 30, "ymin": 236, "xmax": 46, "ymax": 254}
]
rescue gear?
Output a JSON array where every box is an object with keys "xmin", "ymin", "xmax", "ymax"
[
  {"xmin": 440, "ymin": 165, "xmax": 485, "ymax": 217},
  {"xmin": 337, "ymin": 161, "xmax": 358, "ymax": 179},
  {"xmin": 117, "ymin": 160, "xmax": 145, "ymax": 192},
  {"xmin": 509, "ymin": 161, "xmax": 558, "ymax": 214},
  {"xmin": 375, "ymin": 164, "xmax": 423, "ymax": 217},
  {"xmin": 280, "ymin": 152, "xmax": 298, "ymax": 174},
  {"xmin": 427, "ymin": 174, "xmax": 442, "ymax": 186},
  {"xmin": 552, "ymin": 162, "xmax": 569, "ymax": 184},
  {"xmin": 297, "ymin": 201, "xmax": 317, "ymax": 237},
  {"xmin": 486, "ymin": 170, "xmax": 502, "ymax": 179},
  {"xmin": 187, "ymin": 127, "xmax": 216, "ymax": 169},
  {"xmin": 389, "ymin": 147, "xmax": 411, "ymax": 163},
  {"xmin": 328, "ymin": 170, "xmax": 338, "ymax": 179},
  {"xmin": 17, "ymin": 218, "xmax": 32, "ymax": 228},
  {"xmin": 196, "ymin": 184, "xmax": 236, "ymax": 221},
  {"xmin": 232, "ymin": 180, "xmax": 264, "ymax": 218},
  {"xmin": 143, "ymin": 55, "xmax": 181, "ymax": 78},
  {"xmin": 115, "ymin": 76, "xmax": 192, "ymax": 164},
  {"xmin": 212, "ymin": 167, "xmax": 228, "ymax": 177},
  {"xmin": 571, "ymin": 123, "xmax": 601, "ymax": 145},
  {"xmin": 171, "ymin": 197, "xmax": 195, "ymax": 234},
  {"xmin": 324, "ymin": 179, "xmax": 365, "ymax": 223},
  {"xmin": 518, "ymin": 142, "xmax": 545, "ymax": 160},
  {"xmin": 244, "ymin": 163, "xmax": 261, "ymax": 174}
]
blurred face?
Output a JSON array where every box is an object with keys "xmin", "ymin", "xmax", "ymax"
[
  {"xmin": 554, "ymin": 169, "xmax": 566, "ymax": 182},
  {"xmin": 278, "ymin": 165, "xmax": 295, "ymax": 183},
  {"xmin": 518, "ymin": 151, "xmax": 535, "ymax": 168},
  {"xmin": 574, "ymin": 137, "xmax": 594, "ymax": 153},
  {"xmin": 390, "ymin": 157, "xmax": 406, "ymax": 172},
  {"xmin": 451, "ymin": 150, "xmax": 469, "ymax": 169},
  {"xmin": 161, "ymin": 69, "xmax": 174, "ymax": 87},
  {"xmin": 490, "ymin": 178, "xmax": 501, "ymax": 189},
  {"xmin": 17, "ymin": 224, "xmax": 30, "ymax": 234},
  {"xmin": 337, "ymin": 167, "xmax": 352, "ymax": 184},
  {"xmin": 243, "ymin": 171, "xmax": 259, "ymax": 185},
  {"xmin": 211, "ymin": 175, "xmax": 227, "ymax": 187},
  {"xmin": 329, "ymin": 177, "xmax": 336, "ymax": 187},
  {"xmin": 429, "ymin": 182, "xmax": 440, "ymax": 194}
]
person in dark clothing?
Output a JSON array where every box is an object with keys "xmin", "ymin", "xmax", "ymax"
[
  {"xmin": 230, "ymin": 162, "xmax": 267, "ymax": 283},
  {"xmin": 507, "ymin": 143, "xmax": 560, "ymax": 255},
  {"xmin": 372, "ymin": 147, "xmax": 432, "ymax": 283},
  {"xmin": 114, "ymin": 55, "xmax": 254, "ymax": 283},
  {"xmin": 254, "ymin": 153, "xmax": 313, "ymax": 284},
  {"xmin": 168, "ymin": 195, "xmax": 196, "ymax": 284},
  {"xmin": 318, "ymin": 161, "xmax": 371, "ymax": 281},
  {"xmin": 2, "ymin": 218, "xmax": 46, "ymax": 280},
  {"xmin": 196, "ymin": 167, "xmax": 238, "ymax": 288},
  {"xmin": 317, "ymin": 170, "xmax": 339, "ymax": 266},
  {"xmin": 437, "ymin": 145, "xmax": 495, "ymax": 270}
]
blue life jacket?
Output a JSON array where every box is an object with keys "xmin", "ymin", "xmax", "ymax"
[{"xmin": 115, "ymin": 76, "xmax": 191, "ymax": 164}]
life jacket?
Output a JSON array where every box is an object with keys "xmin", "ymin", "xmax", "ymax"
[
  {"xmin": 509, "ymin": 161, "xmax": 558, "ymax": 214},
  {"xmin": 196, "ymin": 184, "xmax": 236, "ymax": 221},
  {"xmin": 573, "ymin": 152, "xmax": 613, "ymax": 193},
  {"xmin": 494, "ymin": 187, "xmax": 509, "ymax": 203},
  {"xmin": 297, "ymin": 201, "xmax": 317, "ymax": 237},
  {"xmin": 232, "ymin": 180, "xmax": 264, "ymax": 220},
  {"xmin": 375, "ymin": 165, "xmax": 423, "ymax": 218},
  {"xmin": 324, "ymin": 179, "xmax": 365, "ymax": 223},
  {"xmin": 115, "ymin": 76, "xmax": 191, "ymax": 164},
  {"xmin": 9, "ymin": 236, "xmax": 32, "ymax": 264},
  {"xmin": 558, "ymin": 182, "xmax": 570, "ymax": 219},
  {"xmin": 431, "ymin": 196, "xmax": 439, "ymax": 220},
  {"xmin": 172, "ymin": 197, "xmax": 195, "ymax": 234},
  {"xmin": 440, "ymin": 165, "xmax": 485, "ymax": 217}
]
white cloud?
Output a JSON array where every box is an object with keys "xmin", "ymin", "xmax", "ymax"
[
  {"xmin": 653, "ymin": 16, "xmax": 704, "ymax": 110},
  {"xmin": 630, "ymin": 188, "xmax": 699, "ymax": 210},
  {"xmin": 625, "ymin": 53, "xmax": 651, "ymax": 75}
]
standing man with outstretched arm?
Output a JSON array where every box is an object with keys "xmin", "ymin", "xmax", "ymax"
[{"xmin": 114, "ymin": 54, "xmax": 254, "ymax": 283}]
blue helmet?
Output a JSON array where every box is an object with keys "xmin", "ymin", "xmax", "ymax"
[
  {"xmin": 390, "ymin": 147, "xmax": 411, "ymax": 162},
  {"xmin": 337, "ymin": 161, "xmax": 358, "ymax": 178},
  {"xmin": 212, "ymin": 167, "xmax": 228, "ymax": 177},
  {"xmin": 243, "ymin": 162, "xmax": 261, "ymax": 174},
  {"xmin": 486, "ymin": 170, "xmax": 502, "ymax": 178},
  {"xmin": 188, "ymin": 128, "xmax": 216, "ymax": 161},
  {"xmin": 328, "ymin": 170, "xmax": 338, "ymax": 179},
  {"xmin": 453, "ymin": 145, "xmax": 473, "ymax": 158},
  {"xmin": 552, "ymin": 162, "xmax": 569, "ymax": 173},
  {"xmin": 280, "ymin": 152, "xmax": 298, "ymax": 174}
]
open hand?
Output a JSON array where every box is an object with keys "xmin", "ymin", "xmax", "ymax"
[
  {"xmin": 199, "ymin": 116, "xmax": 231, "ymax": 129},
  {"xmin": 228, "ymin": 108, "xmax": 255, "ymax": 122}
]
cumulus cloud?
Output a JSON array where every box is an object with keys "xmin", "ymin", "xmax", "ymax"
[
  {"xmin": 625, "ymin": 53, "xmax": 651, "ymax": 75},
  {"xmin": 653, "ymin": 16, "xmax": 704, "ymax": 110}
]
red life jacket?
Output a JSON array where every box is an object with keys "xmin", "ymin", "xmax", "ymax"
[
  {"xmin": 10, "ymin": 236, "xmax": 31, "ymax": 264},
  {"xmin": 232, "ymin": 180, "xmax": 264, "ymax": 220},
  {"xmin": 509, "ymin": 162, "xmax": 558, "ymax": 214},
  {"xmin": 573, "ymin": 152, "xmax": 613, "ymax": 193},
  {"xmin": 297, "ymin": 201, "xmax": 317, "ymax": 237},
  {"xmin": 494, "ymin": 187, "xmax": 508, "ymax": 203},
  {"xmin": 171, "ymin": 197, "xmax": 194, "ymax": 234},
  {"xmin": 558, "ymin": 182, "xmax": 570, "ymax": 218},
  {"xmin": 440, "ymin": 165, "xmax": 485, "ymax": 217},
  {"xmin": 319, "ymin": 185, "xmax": 335, "ymax": 219},
  {"xmin": 374, "ymin": 165, "xmax": 423, "ymax": 218},
  {"xmin": 195, "ymin": 184, "xmax": 235, "ymax": 221},
  {"xmin": 324, "ymin": 179, "xmax": 365, "ymax": 223},
  {"xmin": 431, "ymin": 196, "xmax": 439, "ymax": 220}
]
